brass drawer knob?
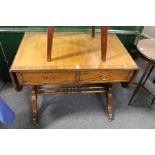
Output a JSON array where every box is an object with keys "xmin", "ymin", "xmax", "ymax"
[
  {"xmin": 99, "ymin": 75, "xmax": 111, "ymax": 80},
  {"xmin": 106, "ymin": 75, "xmax": 111, "ymax": 79}
]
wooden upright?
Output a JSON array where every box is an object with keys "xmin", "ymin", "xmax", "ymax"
[
  {"xmin": 47, "ymin": 27, "xmax": 54, "ymax": 62},
  {"xmin": 47, "ymin": 26, "xmax": 108, "ymax": 62},
  {"xmin": 101, "ymin": 27, "xmax": 108, "ymax": 61}
]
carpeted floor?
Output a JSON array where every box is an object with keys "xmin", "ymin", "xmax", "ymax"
[{"xmin": 0, "ymin": 57, "xmax": 155, "ymax": 129}]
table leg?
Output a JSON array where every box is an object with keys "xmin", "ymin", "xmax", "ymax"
[
  {"xmin": 107, "ymin": 84, "xmax": 113, "ymax": 120},
  {"xmin": 151, "ymin": 96, "xmax": 155, "ymax": 105},
  {"xmin": 47, "ymin": 26, "xmax": 54, "ymax": 62},
  {"xmin": 101, "ymin": 26, "xmax": 108, "ymax": 61},
  {"xmin": 92, "ymin": 26, "xmax": 95, "ymax": 38},
  {"xmin": 142, "ymin": 64, "xmax": 154, "ymax": 85},
  {"xmin": 128, "ymin": 62, "xmax": 152, "ymax": 105},
  {"xmin": 10, "ymin": 72, "xmax": 23, "ymax": 91},
  {"xmin": 30, "ymin": 86, "xmax": 38, "ymax": 125}
]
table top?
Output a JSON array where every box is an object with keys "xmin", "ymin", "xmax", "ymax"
[
  {"xmin": 10, "ymin": 32, "xmax": 138, "ymax": 72},
  {"xmin": 137, "ymin": 39, "xmax": 155, "ymax": 62}
]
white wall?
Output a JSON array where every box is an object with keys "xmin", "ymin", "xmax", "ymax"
[{"xmin": 143, "ymin": 26, "xmax": 155, "ymax": 38}]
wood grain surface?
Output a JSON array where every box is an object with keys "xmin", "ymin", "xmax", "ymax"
[{"xmin": 10, "ymin": 32, "xmax": 138, "ymax": 71}]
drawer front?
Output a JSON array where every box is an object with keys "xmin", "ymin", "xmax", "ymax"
[
  {"xmin": 17, "ymin": 72, "xmax": 76, "ymax": 84},
  {"xmin": 79, "ymin": 70, "xmax": 134, "ymax": 83},
  {"xmin": 16, "ymin": 70, "xmax": 135, "ymax": 85}
]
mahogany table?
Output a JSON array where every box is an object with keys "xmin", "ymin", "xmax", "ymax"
[{"xmin": 10, "ymin": 32, "xmax": 138, "ymax": 124}]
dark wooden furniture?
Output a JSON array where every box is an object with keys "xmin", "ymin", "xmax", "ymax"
[
  {"xmin": 10, "ymin": 32, "xmax": 138, "ymax": 125},
  {"xmin": 47, "ymin": 26, "xmax": 108, "ymax": 62},
  {"xmin": 128, "ymin": 39, "xmax": 155, "ymax": 105}
]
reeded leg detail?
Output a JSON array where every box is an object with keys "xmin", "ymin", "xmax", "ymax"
[
  {"xmin": 107, "ymin": 84, "xmax": 113, "ymax": 120},
  {"xmin": 30, "ymin": 86, "xmax": 38, "ymax": 125}
]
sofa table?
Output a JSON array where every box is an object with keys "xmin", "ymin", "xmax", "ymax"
[{"xmin": 10, "ymin": 32, "xmax": 138, "ymax": 124}]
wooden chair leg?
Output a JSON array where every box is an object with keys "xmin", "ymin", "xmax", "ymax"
[
  {"xmin": 47, "ymin": 26, "xmax": 54, "ymax": 62},
  {"xmin": 92, "ymin": 26, "xmax": 95, "ymax": 38},
  {"xmin": 101, "ymin": 26, "xmax": 108, "ymax": 61}
]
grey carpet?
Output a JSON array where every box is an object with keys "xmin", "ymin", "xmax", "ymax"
[{"xmin": 0, "ymin": 57, "xmax": 155, "ymax": 129}]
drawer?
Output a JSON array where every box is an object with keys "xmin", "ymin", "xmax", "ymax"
[
  {"xmin": 79, "ymin": 70, "xmax": 134, "ymax": 83},
  {"xmin": 16, "ymin": 72, "xmax": 76, "ymax": 84}
]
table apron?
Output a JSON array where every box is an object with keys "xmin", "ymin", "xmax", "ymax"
[{"xmin": 15, "ymin": 70, "xmax": 135, "ymax": 85}]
